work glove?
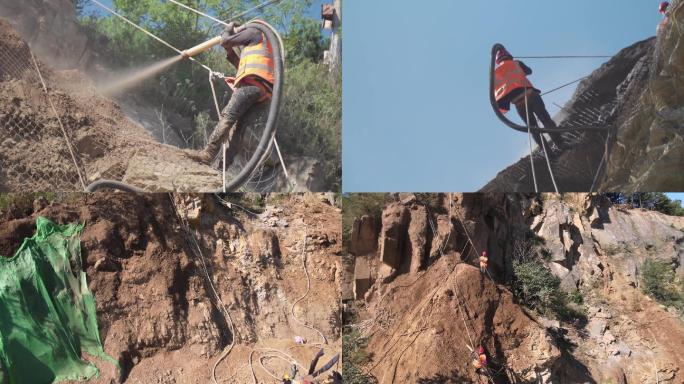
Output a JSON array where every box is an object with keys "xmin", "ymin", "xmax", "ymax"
[{"xmin": 220, "ymin": 22, "xmax": 239, "ymax": 44}]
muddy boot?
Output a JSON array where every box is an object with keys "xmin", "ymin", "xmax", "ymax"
[
  {"xmin": 183, "ymin": 149, "xmax": 213, "ymax": 163},
  {"xmin": 184, "ymin": 118, "xmax": 234, "ymax": 164}
]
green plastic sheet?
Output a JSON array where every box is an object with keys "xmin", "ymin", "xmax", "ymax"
[{"xmin": 0, "ymin": 217, "xmax": 116, "ymax": 384}]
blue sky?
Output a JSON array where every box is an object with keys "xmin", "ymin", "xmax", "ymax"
[
  {"xmin": 343, "ymin": 1, "xmax": 666, "ymax": 192},
  {"xmin": 667, "ymin": 193, "xmax": 684, "ymax": 207}
]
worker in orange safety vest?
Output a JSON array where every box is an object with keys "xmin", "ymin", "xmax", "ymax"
[
  {"xmin": 479, "ymin": 251, "xmax": 488, "ymax": 273},
  {"xmin": 471, "ymin": 345, "xmax": 489, "ymax": 373},
  {"xmin": 494, "ymin": 46, "xmax": 566, "ymax": 151},
  {"xmin": 186, "ymin": 21, "xmax": 275, "ymax": 165}
]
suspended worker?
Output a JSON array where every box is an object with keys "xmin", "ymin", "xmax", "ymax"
[
  {"xmin": 479, "ymin": 251, "xmax": 488, "ymax": 273},
  {"xmin": 658, "ymin": 2, "xmax": 670, "ymax": 33},
  {"xmin": 471, "ymin": 345, "xmax": 489, "ymax": 373},
  {"xmin": 494, "ymin": 46, "xmax": 566, "ymax": 151},
  {"xmin": 186, "ymin": 21, "xmax": 275, "ymax": 164}
]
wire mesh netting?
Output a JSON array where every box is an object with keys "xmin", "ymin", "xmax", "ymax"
[{"xmin": 0, "ymin": 25, "xmax": 282, "ymax": 193}]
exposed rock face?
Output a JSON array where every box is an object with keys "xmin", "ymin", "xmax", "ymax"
[
  {"xmin": 483, "ymin": 3, "xmax": 683, "ymax": 192},
  {"xmin": 348, "ymin": 193, "xmax": 684, "ymax": 383},
  {"xmin": 378, "ymin": 202, "xmax": 409, "ymax": 271},
  {"xmin": 0, "ymin": 193, "xmax": 342, "ymax": 383},
  {"xmin": 407, "ymin": 204, "xmax": 428, "ymax": 273},
  {"xmin": 603, "ymin": 3, "xmax": 684, "ymax": 191},
  {"xmin": 363, "ymin": 259, "xmax": 561, "ymax": 383},
  {"xmin": 349, "ymin": 215, "xmax": 377, "ymax": 256}
]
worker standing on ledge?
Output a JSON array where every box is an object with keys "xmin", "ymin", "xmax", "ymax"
[
  {"xmin": 479, "ymin": 251, "xmax": 488, "ymax": 273},
  {"xmin": 186, "ymin": 21, "xmax": 275, "ymax": 164},
  {"xmin": 658, "ymin": 2, "xmax": 670, "ymax": 33},
  {"xmin": 494, "ymin": 46, "xmax": 566, "ymax": 151}
]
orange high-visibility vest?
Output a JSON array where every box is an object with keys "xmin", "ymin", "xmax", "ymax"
[
  {"xmin": 235, "ymin": 32, "xmax": 275, "ymax": 87},
  {"xmin": 494, "ymin": 60, "xmax": 534, "ymax": 102}
]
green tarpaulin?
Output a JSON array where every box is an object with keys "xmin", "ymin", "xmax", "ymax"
[{"xmin": 0, "ymin": 217, "xmax": 116, "ymax": 384}]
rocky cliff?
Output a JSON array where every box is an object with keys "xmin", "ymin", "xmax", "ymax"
[
  {"xmin": 482, "ymin": 0, "xmax": 683, "ymax": 192},
  {"xmin": 346, "ymin": 193, "xmax": 684, "ymax": 383}
]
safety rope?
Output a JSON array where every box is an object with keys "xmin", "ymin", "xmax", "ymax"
[
  {"xmin": 540, "ymin": 76, "xmax": 587, "ymax": 96},
  {"xmin": 217, "ymin": 0, "xmax": 285, "ymax": 26},
  {"xmin": 30, "ymin": 51, "xmax": 87, "ymax": 191},
  {"xmin": 93, "ymin": 0, "xmax": 293, "ymax": 191},
  {"xmin": 524, "ymin": 88, "xmax": 539, "ymax": 193},
  {"xmin": 427, "ymin": 198, "xmax": 496, "ymax": 384},
  {"xmin": 291, "ymin": 227, "xmax": 329, "ymax": 345},
  {"xmin": 168, "ymin": 195, "xmax": 237, "ymax": 384},
  {"xmin": 91, "ymin": 0, "xmax": 212, "ymax": 72},
  {"xmin": 165, "ymin": 0, "xmax": 295, "ymax": 190},
  {"xmin": 532, "ymin": 92, "xmax": 560, "ymax": 194},
  {"xmin": 514, "ymin": 55, "xmax": 612, "ymax": 59},
  {"xmin": 590, "ymin": 129, "xmax": 612, "ymax": 193}
]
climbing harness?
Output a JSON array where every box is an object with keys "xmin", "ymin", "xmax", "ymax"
[{"xmin": 86, "ymin": 1, "xmax": 290, "ymax": 192}]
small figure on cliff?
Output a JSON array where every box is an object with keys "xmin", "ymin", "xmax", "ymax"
[
  {"xmin": 479, "ymin": 251, "xmax": 489, "ymax": 273},
  {"xmin": 494, "ymin": 46, "xmax": 566, "ymax": 151},
  {"xmin": 658, "ymin": 2, "xmax": 670, "ymax": 34},
  {"xmin": 471, "ymin": 345, "xmax": 489, "ymax": 372}
]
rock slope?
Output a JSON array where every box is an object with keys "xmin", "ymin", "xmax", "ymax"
[{"xmin": 347, "ymin": 193, "xmax": 684, "ymax": 383}]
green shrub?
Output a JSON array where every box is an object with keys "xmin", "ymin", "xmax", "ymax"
[
  {"xmin": 277, "ymin": 61, "xmax": 341, "ymax": 191},
  {"xmin": 641, "ymin": 259, "xmax": 682, "ymax": 307},
  {"xmin": 342, "ymin": 327, "xmax": 376, "ymax": 384},
  {"xmin": 513, "ymin": 261, "xmax": 584, "ymax": 321},
  {"xmin": 569, "ymin": 289, "xmax": 584, "ymax": 305}
]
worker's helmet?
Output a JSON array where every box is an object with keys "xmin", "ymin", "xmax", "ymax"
[
  {"xmin": 660, "ymin": 1, "xmax": 670, "ymax": 13},
  {"xmin": 495, "ymin": 48, "xmax": 513, "ymax": 64}
]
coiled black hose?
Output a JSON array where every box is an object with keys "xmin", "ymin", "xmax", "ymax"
[{"xmin": 220, "ymin": 20, "xmax": 284, "ymax": 192}]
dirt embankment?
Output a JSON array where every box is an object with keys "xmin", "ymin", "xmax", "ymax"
[
  {"xmin": 0, "ymin": 193, "xmax": 342, "ymax": 383},
  {"xmin": 0, "ymin": 18, "xmax": 322, "ymax": 193},
  {"xmin": 347, "ymin": 193, "xmax": 684, "ymax": 383}
]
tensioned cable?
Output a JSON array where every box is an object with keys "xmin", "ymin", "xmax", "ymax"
[
  {"xmin": 514, "ymin": 55, "xmax": 612, "ymax": 59},
  {"xmin": 90, "ymin": 0, "xmax": 213, "ymax": 72},
  {"xmin": 218, "ymin": 0, "xmax": 284, "ymax": 26},
  {"xmin": 541, "ymin": 76, "xmax": 587, "ymax": 96},
  {"xmin": 524, "ymin": 89, "xmax": 540, "ymax": 193}
]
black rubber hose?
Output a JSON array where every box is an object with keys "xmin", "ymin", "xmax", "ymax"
[
  {"xmin": 85, "ymin": 179, "xmax": 146, "ymax": 193},
  {"xmin": 489, "ymin": 43, "xmax": 608, "ymax": 134},
  {"xmin": 219, "ymin": 20, "xmax": 284, "ymax": 192}
]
